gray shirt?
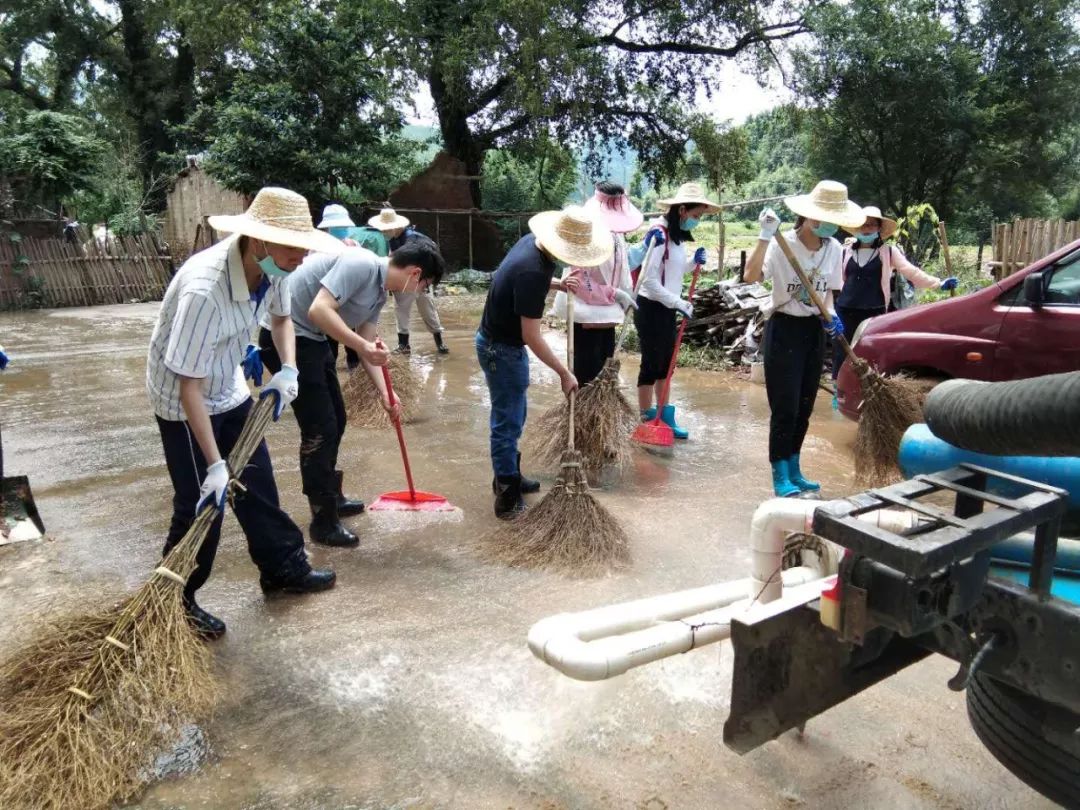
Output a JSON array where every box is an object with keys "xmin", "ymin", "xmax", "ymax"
[{"xmin": 287, "ymin": 248, "xmax": 388, "ymax": 340}]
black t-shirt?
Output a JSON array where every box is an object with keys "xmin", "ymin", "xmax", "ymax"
[{"xmin": 479, "ymin": 234, "xmax": 556, "ymax": 346}]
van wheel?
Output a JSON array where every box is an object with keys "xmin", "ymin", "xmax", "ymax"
[{"xmin": 966, "ymin": 672, "xmax": 1080, "ymax": 806}]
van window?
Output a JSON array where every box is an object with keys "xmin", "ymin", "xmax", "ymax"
[{"xmin": 1046, "ymin": 258, "xmax": 1080, "ymax": 305}]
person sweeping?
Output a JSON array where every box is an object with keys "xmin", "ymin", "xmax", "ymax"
[
  {"xmin": 258, "ymin": 239, "xmax": 446, "ymax": 548},
  {"xmin": 744, "ymin": 180, "xmax": 865, "ymax": 497},
  {"xmin": 551, "ymin": 181, "xmax": 641, "ymax": 386},
  {"xmin": 476, "ymin": 205, "xmax": 611, "ymax": 519},
  {"xmin": 634, "ymin": 182, "xmax": 717, "ymax": 439},
  {"xmin": 146, "ymin": 187, "xmax": 339, "ymax": 640}
]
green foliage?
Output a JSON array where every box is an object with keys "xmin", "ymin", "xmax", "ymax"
[
  {"xmin": 481, "ymin": 138, "xmax": 578, "ymax": 212},
  {"xmin": 0, "ymin": 110, "xmax": 105, "ymax": 212},
  {"xmin": 684, "ymin": 115, "xmax": 754, "ymax": 196}
]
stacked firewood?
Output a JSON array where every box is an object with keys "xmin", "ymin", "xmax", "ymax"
[{"xmin": 684, "ymin": 280, "xmax": 771, "ymax": 364}]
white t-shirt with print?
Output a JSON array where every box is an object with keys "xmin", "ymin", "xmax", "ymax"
[{"xmin": 762, "ymin": 230, "xmax": 843, "ymax": 318}]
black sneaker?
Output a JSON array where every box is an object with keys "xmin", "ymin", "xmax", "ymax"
[
  {"xmin": 184, "ymin": 600, "xmax": 226, "ymax": 640},
  {"xmin": 260, "ymin": 568, "xmax": 337, "ymax": 596}
]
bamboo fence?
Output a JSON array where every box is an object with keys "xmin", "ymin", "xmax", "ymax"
[
  {"xmin": 0, "ymin": 233, "xmax": 172, "ymax": 310},
  {"xmin": 990, "ymin": 218, "xmax": 1080, "ymax": 280}
]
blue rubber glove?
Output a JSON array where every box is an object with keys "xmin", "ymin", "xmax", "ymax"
[
  {"xmin": 824, "ymin": 314, "xmax": 844, "ymax": 338},
  {"xmin": 242, "ymin": 344, "xmax": 263, "ymax": 386},
  {"xmin": 643, "ymin": 228, "xmax": 666, "ymax": 248},
  {"xmin": 693, "ymin": 247, "xmax": 707, "ymax": 266},
  {"xmin": 0, "ymin": 345, "xmax": 8, "ymax": 371},
  {"xmin": 259, "ymin": 363, "xmax": 300, "ymax": 420},
  {"xmin": 940, "ymin": 277, "xmax": 959, "ymax": 291}
]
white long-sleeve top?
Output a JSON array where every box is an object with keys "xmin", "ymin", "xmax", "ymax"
[{"xmin": 638, "ymin": 217, "xmax": 694, "ymax": 310}]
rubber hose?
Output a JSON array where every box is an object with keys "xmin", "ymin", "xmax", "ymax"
[{"xmin": 923, "ymin": 372, "xmax": 1080, "ymax": 457}]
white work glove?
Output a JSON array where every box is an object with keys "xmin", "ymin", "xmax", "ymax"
[
  {"xmin": 674, "ymin": 299, "xmax": 694, "ymax": 319},
  {"xmin": 196, "ymin": 460, "xmax": 231, "ymax": 514},
  {"xmin": 613, "ymin": 288, "xmax": 638, "ymax": 311},
  {"xmin": 758, "ymin": 207, "xmax": 780, "ymax": 241},
  {"xmin": 259, "ymin": 363, "xmax": 299, "ymax": 420}
]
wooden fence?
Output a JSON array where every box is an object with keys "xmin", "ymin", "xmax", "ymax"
[
  {"xmin": 991, "ymin": 218, "xmax": 1080, "ymax": 280},
  {"xmin": 0, "ymin": 233, "xmax": 173, "ymax": 310}
]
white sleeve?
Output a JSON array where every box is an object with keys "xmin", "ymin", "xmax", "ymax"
[
  {"xmin": 762, "ymin": 240, "xmax": 781, "ymax": 283},
  {"xmin": 826, "ymin": 243, "xmax": 844, "ymax": 291},
  {"xmin": 639, "ymin": 247, "xmax": 682, "ymax": 309}
]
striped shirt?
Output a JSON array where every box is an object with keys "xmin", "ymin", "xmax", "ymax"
[{"xmin": 146, "ymin": 235, "xmax": 291, "ymax": 421}]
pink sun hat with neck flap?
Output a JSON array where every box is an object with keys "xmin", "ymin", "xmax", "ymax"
[{"xmin": 583, "ymin": 186, "xmax": 644, "ymax": 234}]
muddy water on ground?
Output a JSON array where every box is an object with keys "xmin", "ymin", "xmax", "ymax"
[{"xmin": 0, "ymin": 297, "xmax": 1051, "ymax": 809}]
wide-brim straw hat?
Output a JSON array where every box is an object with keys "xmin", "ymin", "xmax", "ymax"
[
  {"xmin": 656, "ymin": 182, "xmax": 721, "ymax": 214},
  {"xmin": 368, "ymin": 207, "xmax": 410, "ymax": 231},
  {"xmin": 857, "ymin": 205, "xmax": 898, "ymax": 239},
  {"xmin": 784, "ymin": 180, "xmax": 866, "ymax": 230},
  {"xmin": 584, "ymin": 188, "xmax": 644, "ymax": 234},
  {"xmin": 209, "ymin": 187, "xmax": 344, "ymax": 254},
  {"xmin": 317, "ymin": 203, "xmax": 355, "ymax": 229},
  {"xmin": 529, "ymin": 205, "xmax": 614, "ymax": 267}
]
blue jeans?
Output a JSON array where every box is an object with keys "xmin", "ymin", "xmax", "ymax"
[{"xmin": 475, "ymin": 331, "xmax": 530, "ymax": 478}]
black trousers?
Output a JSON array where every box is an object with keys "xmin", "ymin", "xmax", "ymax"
[
  {"xmin": 764, "ymin": 312, "xmax": 825, "ymax": 463},
  {"xmin": 326, "ymin": 338, "xmax": 361, "ymax": 370},
  {"xmin": 157, "ymin": 398, "xmax": 308, "ymax": 601},
  {"xmin": 259, "ymin": 329, "xmax": 347, "ymax": 503},
  {"xmin": 832, "ymin": 305, "xmax": 885, "ymax": 379},
  {"xmin": 573, "ymin": 323, "xmax": 616, "ymax": 387},
  {"xmin": 634, "ymin": 296, "xmax": 677, "ymax": 387}
]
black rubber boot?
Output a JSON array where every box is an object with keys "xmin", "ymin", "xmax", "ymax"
[
  {"xmin": 395, "ymin": 332, "xmax": 411, "ymax": 355},
  {"xmin": 183, "ymin": 598, "xmax": 226, "ymax": 640},
  {"xmin": 434, "ymin": 331, "xmax": 449, "ymax": 355},
  {"xmin": 334, "ymin": 470, "xmax": 365, "ymax": 517},
  {"xmin": 518, "ymin": 452, "xmax": 541, "ymax": 494},
  {"xmin": 261, "ymin": 567, "xmax": 336, "ymax": 595},
  {"xmin": 309, "ymin": 498, "xmax": 360, "ymax": 547},
  {"xmin": 494, "ymin": 475, "xmax": 526, "ymax": 520}
]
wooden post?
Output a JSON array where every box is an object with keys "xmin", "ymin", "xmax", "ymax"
[
  {"xmin": 468, "ymin": 210, "xmax": 474, "ymax": 270},
  {"xmin": 739, "ymin": 249, "xmax": 747, "ymax": 283}
]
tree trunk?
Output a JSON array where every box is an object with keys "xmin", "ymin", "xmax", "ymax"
[{"xmin": 427, "ymin": 62, "xmax": 485, "ymax": 208}]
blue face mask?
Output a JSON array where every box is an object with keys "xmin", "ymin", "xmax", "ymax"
[
  {"xmin": 257, "ymin": 252, "xmax": 289, "ymax": 278},
  {"xmin": 811, "ymin": 222, "xmax": 839, "ymax": 239},
  {"xmin": 328, "ymin": 226, "xmax": 351, "ymax": 240},
  {"xmin": 682, "ymin": 217, "xmax": 700, "ymax": 231},
  {"xmin": 855, "ymin": 231, "xmax": 879, "ymax": 244}
]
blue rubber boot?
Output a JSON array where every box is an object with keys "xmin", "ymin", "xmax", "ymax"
[
  {"xmin": 660, "ymin": 404, "xmax": 689, "ymax": 440},
  {"xmin": 787, "ymin": 454, "xmax": 820, "ymax": 492},
  {"xmin": 641, "ymin": 407, "xmax": 657, "ymax": 422},
  {"xmin": 771, "ymin": 460, "xmax": 800, "ymax": 498}
]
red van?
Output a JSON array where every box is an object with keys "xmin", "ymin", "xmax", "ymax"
[{"xmin": 835, "ymin": 239, "xmax": 1080, "ymax": 421}]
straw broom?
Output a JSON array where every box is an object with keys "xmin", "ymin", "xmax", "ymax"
[
  {"xmin": 340, "ymin": 351, "xmax": 422, "ymax": 427},
  {"xmin": 485, "ymin": 297, "xmax": 631, "ymax": 575},
  {"xmin": 772, "ymin": 233, "xmax": 922, "ymax": 485},
  {"xmin": 0, "ymin": 397, "xmax": 276, "ymax": 810},
  {"xmin": 527, "ymin": 244, "xmax": 657, "ymax": 474}
]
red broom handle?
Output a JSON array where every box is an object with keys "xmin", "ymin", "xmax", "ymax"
[
  {"xmin": 653, "ymin": 261, "xmax": 703, "ymax": 423},
  {"xmin": 378, "ymin": 344, "xmax": 417, "ymax": 501}
]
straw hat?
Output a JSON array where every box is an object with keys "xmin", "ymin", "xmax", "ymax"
[
  {"xmin": 209, "ymin": 187, "xmax": 344, "ymax": 254},
  {"xmin": 784, "ymin": 181, "xmax": 866, "ymax": 229},
  {"xmin": 856, "ymin": 205, "xmax": 898, "ymax": 239},
  {"xmin": 317, "ymin": 203, "xmax": 355, "ymax": 230},
  {"xmin": 656, "ymin": 182, "xmax": 721, "ymax": 214},
  {"xmin": 368, "ymin": 207, "xmax": 410, "ymax": 231},
  {"xmin": 584, "ymin": 187, "xmax": 644, "ymax": 234},
  {"xmin": 529, "ymin": 205, "xmax": 614, "ymax": 267}
]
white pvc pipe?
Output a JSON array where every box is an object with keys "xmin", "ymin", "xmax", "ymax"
[{"xmin": 528, "ymin": 567, "xmax": 821, "ymax": 682}]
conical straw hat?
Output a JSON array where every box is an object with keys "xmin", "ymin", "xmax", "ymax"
[
  {"xmin": 528, "ymin": 206, "xmax": 614, "ymax": 267},
  {"xmin": 209, "ymin": 187, "xmax": 344, "ymax": 254},
  {"xmin": 784, "ymin": 181, "xmax": 866, "ymax": 230}
]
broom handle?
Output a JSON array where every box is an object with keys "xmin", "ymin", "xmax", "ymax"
[
  {"xmin": 771, "ymin": 232, "xmax": 858, "ymax": 365},
  {"xmin": 653, "ymin": 260, "xmax": 703, "ymax": 421},
  {"xmin": 567, "ymin": 294, "xmax": 575, "ymax": 450},
  {"xmin": 378, "ymin": 343, "xmax": 417, "ymax": 501},
  {"xmin": 614, "ymin": 240, "xmax": 657, "ymax": 353}
]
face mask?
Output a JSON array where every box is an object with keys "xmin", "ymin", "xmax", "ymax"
[
  {"xmin": 682, "ymin": 217, "xmax": 700, "ymax": 231},
  {"xmin": 328, "ymin": 226, "xmax": 351, "ymax": 240},
  {"xmin": 811, "ymin": 222, "xmax": 839, "ymax": 239},
  {"xmin": 855, "ymin": 231, "xmax": 879, "ymax": 244},
  {"xmin": 256, "ymin": 244, "xmax": 289, "ymax": 278}
]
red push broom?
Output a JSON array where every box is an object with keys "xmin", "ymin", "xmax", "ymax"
[
  {"xmin": 369, "ymin": 344, "xmax": 454, "ymax": 512},
  {"xmin": 631, "ymin": 259, "xmax": 704, "ymax": 449}
]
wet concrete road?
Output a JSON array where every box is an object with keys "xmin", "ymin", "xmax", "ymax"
[{"xmin": 0, "ymin": 297, "xmax": 1053, "ymax": 809}]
